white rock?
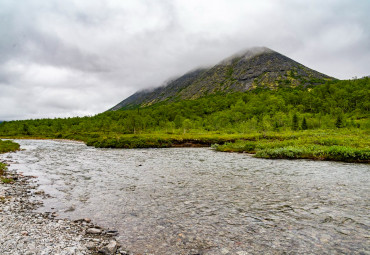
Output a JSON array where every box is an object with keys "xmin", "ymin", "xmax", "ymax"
[{"xmin": 86, "ymin": 228, "xmax": 102, "ymax": 234}]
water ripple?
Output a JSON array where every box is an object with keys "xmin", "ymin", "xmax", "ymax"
[{"xmin": 2, "ymin": 139, "xmax": 369, "ymax": 254}]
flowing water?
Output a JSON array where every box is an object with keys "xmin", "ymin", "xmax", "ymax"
[{"xmin": 2, "ymin": 139, "xmax": 369, "ymax": 254}]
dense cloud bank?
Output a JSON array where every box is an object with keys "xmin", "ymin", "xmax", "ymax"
[{"xmin": 1, "ymin": 0, "xmax": 369, "ymax": 120}]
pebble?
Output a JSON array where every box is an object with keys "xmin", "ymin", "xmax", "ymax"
[
  {"xmin": 99, "ymin": 240, "xmax": 118, "ymax": 255},
  {"xmin": 86, "ymin": 241, "xmax": 96, "ymax": 250},
  {"xmin": 236, "ymin": 251, "xmax": 249, "ymax": 255},
  {"xmin": 221, "ymin": 248, "xmax": 230, "ymax": 254},
  {"xmin": 0, "ymin": 165, "xmax": 126, "ymax": 255}
]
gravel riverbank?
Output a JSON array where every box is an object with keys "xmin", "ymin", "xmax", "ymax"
[{"xmin": 0, "ymin": 159, "xmax": 130, "ymax": 255}]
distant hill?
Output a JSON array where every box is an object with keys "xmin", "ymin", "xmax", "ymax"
[{"xmin": 111, "ymin": 47, "xmax": 334, "ymax": 110}]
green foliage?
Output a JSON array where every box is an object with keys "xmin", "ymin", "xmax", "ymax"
[
  {"xmin": 335, "ymin": 115, "xmax": 343, "ymax": 128},
  {"xmin": 0, "ymin": 140, "xmax": 20, "ymax": 183},
  {"xmin": 0, "ymin": 140, "xmax": 20, "ymax": 153},
  {"xmin": 216, "ymin": 140, "xmax": 257, "ymax": 153},
  {"xmin": 292, "ymin": 113, "xmax": 299, "ymax": 131},
  {"xmin": 301, "ymin": 117, "xmax": 308, "ymax": 130},
  {"xmin": 1, "ymin": 177, "xmax": 13, "ymax": 184},
  {"xmin": 0, "ymin": 78, "xmax": 369, "ymax": 162},
  {"xmin": 215, "ymin": 130, "xmax": 369, "ymax": 163},
  {"xmin": 0, "ymin": 162, "xmax": 14, "ymax": 183},
  {"xmin": 0, "ymin": 162, "xmax": 6, "ymax": 176},
  {"xmin": 256, "ymin": 147, "xmax": 305, "ymax": 159},
  {"xmin": 255, "ymin": 145, "xmax": 369, "ymax": 163},
  {"xmin": 1, "ymin": 78, "xmax": 369, "ymax": 138}
]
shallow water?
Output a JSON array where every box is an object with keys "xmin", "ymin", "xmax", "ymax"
[{"xmin": 2, "ymin": 139, "xmax": 369, "ymax": 254}]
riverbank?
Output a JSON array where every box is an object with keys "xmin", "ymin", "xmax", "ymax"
[
  {"xmin": 3, "ymin": 129, "xmax": 369, "ymax": 163},
  {"xmin": 0, "ymin": 158, "xmax": 131, "ymax": 255},
  {"xmin": 213, "ymin": 129, "xmax": 370, "ymax": 163},
  {"xmin": 5, "ymin": 139, "xmax": 370, "ymax": 254}
]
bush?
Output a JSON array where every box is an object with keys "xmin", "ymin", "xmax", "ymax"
[
  {"xmin": 0, "ymin": 140, "xmax": 20, "ymax": 153},
  {"xmin": 255, "ymin": 147, "xmax": 304, "ymax": 159}
]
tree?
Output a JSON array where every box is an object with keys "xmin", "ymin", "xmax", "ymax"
[
  {"xmin": 292, "ymin": 113, "xmax": 299, "ymax": 131},
  {"xmin": 182, "ymin": 119, "xmax": 192, "ymax": 134},
  {"xmin": 22, "ymin": 124, "xmax": 30, "ymax": 135},
  {"xmin": 335, "ymin": 115, "xmax": 343, "ymax": 128},
  {"xmin": 301, "ymin": 117, "xmax": 308, "ymax": 130}
]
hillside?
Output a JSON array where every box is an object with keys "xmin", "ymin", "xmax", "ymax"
[
  {"xmin": 1, "ymin": 77, "xmax": 369, "ymax": 162},
  {"xmin": 112, "ymin": 47, "xmax": 334, "ymax": 110}
]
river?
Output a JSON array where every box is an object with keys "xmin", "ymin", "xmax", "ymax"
[{"xmin": 2, "ymin": 139, "xmax": 369, "ymax": 254}]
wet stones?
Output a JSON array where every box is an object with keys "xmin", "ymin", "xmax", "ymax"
[{"xmin": 0, "ymin": 164, "xmax": 127, "ymax": 255}]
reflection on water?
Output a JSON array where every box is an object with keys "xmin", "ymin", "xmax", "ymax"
[{"xmin": 2, "ymin": 139, "xmax": 369, "ymax": 254}]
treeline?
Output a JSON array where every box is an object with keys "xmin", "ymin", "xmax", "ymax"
[{"xmin": 0, "ymin": 78, "xmax": 369, "ymax": 140}]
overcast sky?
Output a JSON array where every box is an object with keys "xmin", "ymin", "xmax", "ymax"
[{"xmin": 1, "ymin": 0, "xmax": 369, "ymax": 121}]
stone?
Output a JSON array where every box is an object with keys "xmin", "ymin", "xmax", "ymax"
[
  {"xmin": 99, "ymin": 240, "xmax": 118, "ymax": 255},
  {"xmin": 86, "ymin": 241, "xmax": 96, "ymax": 250},
  {"xmin": 236, "ymin": 251, "xmax": 249, "ymax": 255},
  {"xmin": 106, "ymin": 230, "xmax": 118, "ymax": 236},
  {"xmin": 86, "ymin": 228, "xmax": 102, "ymax": 234},
  {"xmin": 221, "ymin": 248, "xmax": 230, "ymax": 254}
]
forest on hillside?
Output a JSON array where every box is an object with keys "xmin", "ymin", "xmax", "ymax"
[
  {"xmin": 1, "ymin": 77, "xmax": 369, "ymax": 162},
  {"xmin": 0, "ymin": 77, "xmax": 368, "ymax": 138}
]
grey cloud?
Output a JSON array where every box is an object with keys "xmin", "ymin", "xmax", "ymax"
[{"xmin": 0, "ymin": 0, "xmax": 369, "ymax": 120}]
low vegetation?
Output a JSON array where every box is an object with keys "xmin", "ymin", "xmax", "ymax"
[
  {"xmin": 0, "ymin": 78, "xmax": 369, "ymax": 163},
  {"xmin": 214, "ymin": 130, "xmax": 369, "ymax": 163},
  {"xmin": 0, "ymin": 139, "xmax": 20, "ymax": 153},
  {"xmin": 0, "ymin": 139, "xmax": 20, "ymax": 183}
]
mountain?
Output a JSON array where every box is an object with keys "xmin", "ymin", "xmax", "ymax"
[{"xmin": 111, "ymin": 47, "xmax": 334, "ymax": 110}]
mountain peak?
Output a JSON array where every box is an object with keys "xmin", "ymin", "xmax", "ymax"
[
  {"xmin": 111, "ymin": 47, "xmax": 334, "ymax": 110},
  {"xmin": 220, "ymin": 46, "xmax": 274, "ymax": 65}
]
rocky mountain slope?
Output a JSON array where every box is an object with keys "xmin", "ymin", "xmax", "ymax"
[{"xmin": 111, "ymin": 47, "xmax": 334, "ymax": 110}]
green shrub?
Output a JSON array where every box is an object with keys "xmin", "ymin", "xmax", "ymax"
[{"xmin": 0, "ymin": 140, "xmax": 20, "ymax": 153}]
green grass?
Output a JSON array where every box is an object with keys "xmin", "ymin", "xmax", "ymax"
[
  {"xmin": 1, "ymin": 130, "xmax": 369, "ymax": 163},
  {"xmin": 0, "ymin": 162, "xmax": 7, "ymax": 176},
  {"xmin": 213, "ymin": 129, "xmax": 370, "ymax": 163},
  {"xmin": 0, "ymin": 162, "xmax": 14, "ymax": 184},
  {"xmin": 84, "ymin": 133, "xmax": 243, "ymax": 148},
  {"xmin": 0, "ymin": 139, "xmax": 20, "ymax": 153},
  {"xmin": 0, "ymin": 139, "xmax": 19, "ymax": 183},
  {"xmin": 2, "ymin": 130, "xmax": 370, "ymax": 163},
  {"xmin": 0, "ymin": 177, "xmax": 14, "ymax": 184}
]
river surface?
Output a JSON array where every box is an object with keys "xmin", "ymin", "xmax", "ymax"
[{"xmin": 2, "ymin": 139, "xmax": 369, "ymax": 254}]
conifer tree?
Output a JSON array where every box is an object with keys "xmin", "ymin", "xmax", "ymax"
[
  {"xmin": 292, "ymin": 113, "xmax": 298, "ymax": 131},
  {"xmin": 301, "ymin": 117, "xmax": 308, "ymax": 130},
  {"xmin": 335, "ymin": 115, "xmax": 343, "ymax": 128}
]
